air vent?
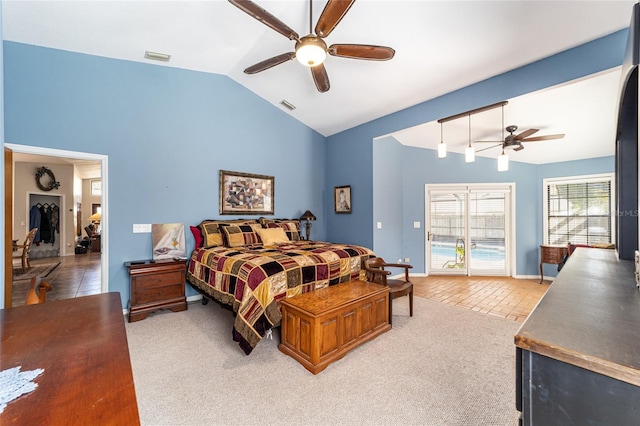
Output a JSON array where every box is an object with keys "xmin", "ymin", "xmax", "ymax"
[
  {"xmin": 144, "ymin": 51, "xmax": 171, "ymax": 62},
  {"xmin": 280, "ymin": 100, "xmax": 296, "ymax": 111}
]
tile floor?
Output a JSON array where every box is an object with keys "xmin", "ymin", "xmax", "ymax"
[
  {"xmin": 11, "ymin": 252, "xmax": 102, "ymax": 307},
  {"xmin": 412, "ymin": 275, "xmax": 550, "ymax": 322}
]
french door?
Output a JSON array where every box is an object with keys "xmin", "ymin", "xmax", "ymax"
[{"xmin": 426, "ymin": 184, "xmax": 513, "ymax": 276}]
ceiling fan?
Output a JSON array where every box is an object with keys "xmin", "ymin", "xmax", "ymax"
[
  {"xmin": 475, "ymin": 125, "xmax": 565, "ymax": 152},
  {"xmin": 228, "ymin": 0, "xmax": 395, "ymax": 93}
]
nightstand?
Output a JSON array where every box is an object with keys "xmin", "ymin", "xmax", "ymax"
[{"xmin": 125, "ymin": 259, "xmax": 187, "ymax": 322}]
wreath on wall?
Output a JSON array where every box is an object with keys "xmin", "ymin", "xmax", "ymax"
[{"xmin": 35, "ymin": 166, "xmax": 61, "ymax": 191}]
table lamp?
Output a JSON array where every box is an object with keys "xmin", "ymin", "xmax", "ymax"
[{"xmin": 299, "ymin": 210, "xmax": 316, "ymax": 240}]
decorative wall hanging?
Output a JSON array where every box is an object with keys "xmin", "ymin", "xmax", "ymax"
[
  {"xmin": 334, "ymin": 185, "xmax": 351, "ymax": 214},
  {"xmin": 219, "ymin": 170, "xmax": 274, "ymax": 215},
  {"xmin": 35, "ymin": 167, "xmax": 61, "ymax": 191}
]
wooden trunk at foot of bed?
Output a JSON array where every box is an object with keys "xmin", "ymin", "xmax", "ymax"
[{"xmin": 278, "ymin": 280, "xmax": 391, "ymax": 374}]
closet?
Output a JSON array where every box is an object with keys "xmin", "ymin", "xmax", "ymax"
[{"xmin": 29, "ymin": 194, "xmax": 61, "ymax": 259}]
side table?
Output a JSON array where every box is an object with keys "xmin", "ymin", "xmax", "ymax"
[
  {"xmin": 125, "ymin": 259, "xmax": 187, "ymax": 322},
  {"xmin": 539, "ymin": 244, "xmax": 568, "ymax": 283}
]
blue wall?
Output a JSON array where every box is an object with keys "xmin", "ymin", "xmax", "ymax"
[
  {"xmin": 326, "ymin": 29, "xmax": 627, "ymax": 277},
  {"xmin": 3, "ymin": 42, "xmax": 327, "ymax": 307}
]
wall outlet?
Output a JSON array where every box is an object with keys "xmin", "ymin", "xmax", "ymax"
[
  {"xmin": 413, "ymin": 221, "xmax": 420, "ymax": 228},
  {"xmin": 376, "ymin": 222, "xmax": 382, "ymax": 229},
  {"xmin": 133, "ymin": 224, "xmax": 152, "ymax": 233},
  {"xmin": 404, "ymin": 258, "xmax": 411, "ymax": 263}
]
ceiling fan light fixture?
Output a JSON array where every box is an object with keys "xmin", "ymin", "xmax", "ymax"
[
  {"xmin": 498, "ymin": 150, "xmax": 509, "ymax": 171},
  {"xmin": 295, "ymin": 36, "xmax": 327, "ymax": 67},
  {"xmin": 144, "ymin": 51, "xmax": 171, "ymax": 62}
]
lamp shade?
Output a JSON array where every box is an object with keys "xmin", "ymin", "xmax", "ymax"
[
  {"xmin": 300, "ymin": 210, "xmax": 316, "ymax": 221},
  {"xmin": 88, "ymin": 212, "xmax": 101, "ymax": 222}
]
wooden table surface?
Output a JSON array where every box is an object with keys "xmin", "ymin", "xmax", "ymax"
[{"xmin": 0, "ymin": 292, "xmax": 140, "ymax": 425}]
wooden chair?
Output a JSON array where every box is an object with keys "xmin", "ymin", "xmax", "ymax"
[
  {"xmin": 364, "ymin": 257, "xmax": 413, "ymax": 325},
  {"xmin": 12, "ymin": 228, "xmax": 38, "ymax": 273},
  {"xmin": 25, "ymin": 276, "xmax": 52, "ymax": 305}
]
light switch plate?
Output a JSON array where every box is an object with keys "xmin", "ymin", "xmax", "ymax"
[
  {"xmin": 376, "ymin": 222, "xmax": 382, "ymax": 229},
  {"xmin": 133, "ymin": 224, "xmax": 152, "ymax": 233},
  {"xmin": 413, "ymin": 221, "xmax": 421, "ymax": 228}
]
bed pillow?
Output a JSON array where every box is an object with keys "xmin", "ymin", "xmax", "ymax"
[
  {"xmin": 199, "ymin": 219, "xmax": 257, "ymax": 248},
  {"xmin": 255, "ymin": 227, "xmax": 289, "ymax": 246},
  {"xmin": 266, "ymin": 220, "xmax": 301, "ymax": 241},
  {"xmin": 190, "ymin": 225, "xmax": 203, "ymax": 248},
  {"xmin": 220, "ymin": 224, "xmax": 261, "ymax": 247}
]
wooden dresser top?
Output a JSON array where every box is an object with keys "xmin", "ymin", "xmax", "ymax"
[{"xmin": 515, "ymin": 248, "xmax": 640, "ymax": 386}]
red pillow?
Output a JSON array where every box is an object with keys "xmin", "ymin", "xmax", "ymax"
[{"xmin": 190, "ymin": 225, "xmax": 203, "ymax": 248}]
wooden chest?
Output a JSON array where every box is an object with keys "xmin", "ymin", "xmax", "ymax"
[
  {"xmin": 279, "ymin": 280, "xmax": 391, "ymax": 374},
  {"xmin": 126, "ymin": 259, "xmax": 187, "ymax": 322}
]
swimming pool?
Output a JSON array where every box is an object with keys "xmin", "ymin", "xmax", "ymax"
[{"xmin": 430, "ymin": 243, "xmax": 505, "ymax": 269}]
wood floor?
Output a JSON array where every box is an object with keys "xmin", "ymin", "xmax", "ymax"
[
  {"xmin": 11, "ymin": 254, "xmax": 548, "ymax": 323},
  {"xmin": 11, "ymin": 252, "xmax": 102, "ymax": 307}
]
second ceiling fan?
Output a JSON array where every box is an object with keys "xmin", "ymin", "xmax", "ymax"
[
  {"xmin": 229, "ymin": 0, "xmax": 395, "ymax": 93},
  {"xmin": 475, "ymin": 125, "xmax": 565, "ymax": 152}
]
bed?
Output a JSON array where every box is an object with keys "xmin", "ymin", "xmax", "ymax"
[{"xmin": 186, "ymin": 218, "xmax": 375, "ymax": 355}]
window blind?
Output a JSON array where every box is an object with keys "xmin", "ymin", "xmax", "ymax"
[{"xmin": 546, "ymin": 179, "xmax": 612, "ymax": 245}]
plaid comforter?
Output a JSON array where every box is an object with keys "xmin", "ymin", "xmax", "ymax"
[{"xmin": 186, "ymin": 241, "xmax": 375, "ymax": 354}]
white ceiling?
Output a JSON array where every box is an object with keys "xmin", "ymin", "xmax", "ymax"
[{"xmin": 2, "ymin": 1, "xmax": 637, "ymax": 165}]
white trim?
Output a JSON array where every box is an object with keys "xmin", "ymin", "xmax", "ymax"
[{"xmin": 5, "ymin": 143, "xmax": 109, "ymax": 294}]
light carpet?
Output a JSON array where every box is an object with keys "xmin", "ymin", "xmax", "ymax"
[
  {"xmin": 12, "ymin": 262, "xmax": 60, "ymax": 281},
  {"xmin": 125, "ymin": 297, "xmax": 520, "ymax": 426}
]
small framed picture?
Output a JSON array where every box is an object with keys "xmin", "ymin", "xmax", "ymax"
[{"xmin": 334, "ymin": 185, "xmax": 351, "ymax": 214}]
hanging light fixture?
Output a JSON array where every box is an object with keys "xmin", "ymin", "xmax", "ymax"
[
  {"xmin": 498, "ymin": 149, "xmax": 509, "ymax": 171},
  {"xmin": 438, "ymin": 121, "xmax": 447, "ymax": 158},
  {"xmin": 497, "ymin": 104, "xmax": 509, "ymax": 171},
  {"xmin": 465, "ymin": 114, "xmax": 475, "ymax": 162}
]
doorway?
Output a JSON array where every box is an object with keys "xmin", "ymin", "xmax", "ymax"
[
  {"xmin": 425, "ymin": 183, "xmax": 514, "ymax": 276},
  {"xmin": 4, "ymin": 143, "xmax": 109, "ymax": 308}
]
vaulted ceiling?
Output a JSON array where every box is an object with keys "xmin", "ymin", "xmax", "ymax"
[{"xmin": 2, "ymin": 1, "xmax": 637, "ymax": 164}]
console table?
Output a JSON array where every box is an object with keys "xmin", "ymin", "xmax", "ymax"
[
  {"xmin": 0, "ymin": 293, "xmax": 140, "ymax": 424},
  {"xmin": 515, "ymin": 248, "xmax": 640, "ymax": 425},
  {"xmin": 538, "ymin": 244, "xmax": 567, "ymax": 283}
]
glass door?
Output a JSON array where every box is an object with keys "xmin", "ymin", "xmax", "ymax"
[
  {"xmin": 426, "ymin": 185, "xmax": 512, "ymax": 276},
  {"xmin": 427, "ymin": 190, "xmax": 468, "ymax": 275},
  {"xmin": 469, "ymin": 190, "xmax": 509, "ymax": 275}
]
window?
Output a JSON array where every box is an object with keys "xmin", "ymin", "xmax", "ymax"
[
  {"xmin": 91, "ymin": 179, "xmax": 101, "ymax": 196},
  {"xmin": 543, "ymin": 173, "xmax": 615, "ymax": 245}
]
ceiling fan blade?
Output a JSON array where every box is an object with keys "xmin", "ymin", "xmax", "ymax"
[
  {"xmin": 228, "ymin": 0, "xmax": 299, "ymax": 41},
  {"xmin": 315, "ymin": 0, "xmax": 356, "ymax": 38},
  {"xmin": 328, "ymin": 44, "xmax": 395, "ymax": 61},
  {"xmin": 475, "ymin": 144, "xmax": 503, "ymax": 153},
  {"xmin": 244, "ymin": 52, "xmax": 295, "ymax": 74},
  {"xmin": 514, "ymin": 128, "xmax": 539, "ymax": 140},
  {"xmin": 311, "ymin": 64, "xmax": 330, "ymax": 93},
  {"xmin": 523, "ymin": 134, "xmax": 566, "ymax": 142}
]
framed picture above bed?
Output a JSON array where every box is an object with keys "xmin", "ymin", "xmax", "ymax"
[
  {"xmin": 334, "ymin": 185, "xmax": 351, "ymax": 214},
  {"xmin": 219, "ymin": 170, "xmax": 274, "ymax": 215}
]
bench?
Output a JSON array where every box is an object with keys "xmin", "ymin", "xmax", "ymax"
[{"xmin": 278, "ymin": 280, "xmax": 391, "ymax": 374}]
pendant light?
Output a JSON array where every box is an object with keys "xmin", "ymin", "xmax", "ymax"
[
  {"xmin": 497, "ymin": 105, "xmax": 509, "ymax": 171},
  {"xmin": 438, "ymin": 121, "xmax": 447, "ymax": 158},
  {"xmin": 465, "ymin": 114, "xmax": 475, "ymax": 162}
]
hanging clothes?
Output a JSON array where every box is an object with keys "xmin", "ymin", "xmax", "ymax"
[
  {"xmin": 29, "ymin": 204, "xmax": 42, "ymax": 243},
  {"xmin": 38, "ymin": 205, "xmax": 53, "ymax": 244},
  {"xmin": 50, "ymin": 204, "xmax": 59, "ymax": 234}
]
